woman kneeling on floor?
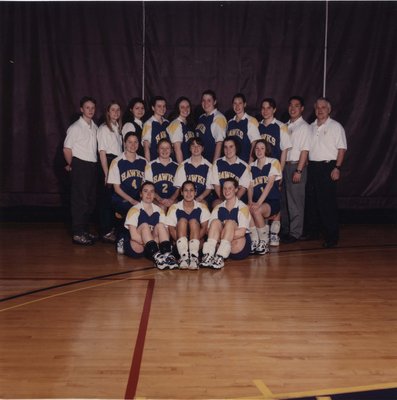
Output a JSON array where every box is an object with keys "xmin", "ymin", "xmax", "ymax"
[
  {"xmin": 116, "ymin": 181, "xmax": 177, "ymax": 270},
  {"xmin": 166, "ymin": 180, "xmax": 211, "ymax": 270},
  {"xmin": 200, "ymin": 177, "xmax": 251, "ymax": 269}
]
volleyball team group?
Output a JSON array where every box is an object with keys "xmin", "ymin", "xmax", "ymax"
[{"xmin": 63, "ymin": 89, "xmax": 347, "ymax": 270}]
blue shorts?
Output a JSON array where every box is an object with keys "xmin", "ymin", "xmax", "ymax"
[
  {"xmin": 229, "ymin": 234, "xmax": 251, "ymax": 260},
  {"xmin": 265, "ymin": 199, "xmax": 280, "ymax": 217},
  {"xmin": 120, "ymin": 231, "xmax": 145, "ymax": 258}
]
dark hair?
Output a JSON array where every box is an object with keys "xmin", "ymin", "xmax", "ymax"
[
  {"xmin": 223, "ymin": 136, "xmax": 241, "ymax": 157},
  {"xmin": 124, "ymin": 131, "xmax": 140, "ymax": 143},
  {"xmin": 181, "ymin": 180, "xmax": 196, "ymax": 192},
  {"xmin": 123, "ymin": 97, "xmax": 145, "ymax": 124},
  {"xmin": 201, "ymin": 89, "xmax": 217, "ymax": 102},
  {"xmin": 157, "ymin": 137, "xmax": 172, "ymax": 150},
  {"xmin": 253, "ymin": 139, "xmax": 272, "ymax": 158},
  {"xmin": 188, "ymin": 136, "xmax": 204, "ymax": 148},
  {"xmin": 222, "ymin": 177, "xmax": 239, "ymax": 189},
  {"xmin": 140, "ymin": 181, "xmax": 155, "ymax": 194},
  {"xmin": 80, "ymin": 96, "xmax": 96, "ymax": 108},
  {"xmin": 232, "ymin": 93, "xmax": 246, "ymax": 104},
  {"xmin": 261, "ymin": 97, "xmax": 277, "ymax": 109},
  {"xmin": 289, "ymin": 95, "xmax": 305, "ymax": 107},
  {"xmin": 150, "ymin": 96, "xmax": 167, "ymax": 109}
]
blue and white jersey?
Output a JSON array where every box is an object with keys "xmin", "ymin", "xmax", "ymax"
[
  {"xmin": 166, "ymin": 200, "xmax": 211, "ymax": 226},
  {"xmin": 125, "ymin": 201, "xmax": 166, "ymax": 229},
  {"xmin": 107, "ymin": 153, "xmax": 147, "ymax": 201},
  {"xmin": 209, "ymin": 198, "xmax": 251, "ymax": 230},
  {"xmin": 258, "ymin": 118, "xmax": 291, "ymax": 161},
  {"xmin": 195, "ymin": 109, "xmax": 226, "ymax": 162},
  {"xmin": 144, "ymin": 158, "xmax": 178, "ymax": 199},
  {"xmin": 226, "ymin": 113, "xmax": 261, "ymax": 163},
  {"xmin": 250, "ymin": 157, "xmax": 282, "ymax": 202},
  {"xmin": 211, "ymin": 156, "xmax": 251, "ymax": 189},
  {"xmin": 173, "ymin": 157, "xmax": 213, "ymax": 198},
  {"xmin": 167, "ymin": 117, "xmax": 196, "ymax": 160},
  {"xmin": 141, "ymin": 116, "xmax": 170, "ymax": 160}
]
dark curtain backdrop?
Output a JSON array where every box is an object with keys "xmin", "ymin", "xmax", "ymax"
[{"xmin": 1, "ymin": 1, "xmax": 396, "ymax": 209}]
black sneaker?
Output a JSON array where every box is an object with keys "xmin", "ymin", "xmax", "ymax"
[{"xmin": 73, "ymin": 234, "xmax": 94, "ymax": 246}]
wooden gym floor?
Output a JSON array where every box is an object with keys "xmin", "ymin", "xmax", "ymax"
[{"xmin": 0, "ymin": 222, "xmax": 396, "ymax": 399}]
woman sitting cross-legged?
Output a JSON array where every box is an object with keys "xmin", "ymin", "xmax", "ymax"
[
  {"xmin": 200, "ymin": 177, "xmax": 251, "ymax": 269},
  {"xmin": 166, "ymin": 180, "xmax": 211, "ymax": 270},
  {"xmin": 116, "ymin": 181, "xmax": 177, "ymax": 270}
]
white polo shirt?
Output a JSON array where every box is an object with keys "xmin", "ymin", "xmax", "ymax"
[
  {"xmin": 309, "ymin": 117, "xmax": 347, "ymax": 161},
  {"xmin": 97, "ymin": 122, "xmax": 123, "ymax": 157},
  {"xmin": 64, "ymin": 117, "xmax": 98, "ymax": 162},
  {"xmin": 286, "ymin": 116, "xmax": 311, "ymax": 162}
]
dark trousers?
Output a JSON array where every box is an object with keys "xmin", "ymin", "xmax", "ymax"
[
  {"xmin": 70, "ymin": 157, "xmax": 97, "ymax": 235},
  {"xmin": 306, "ymin": 160, "xmax": 339, "ymax": 243},
  {"xmin": 98, "ymin": 154, "xmax": 117, "ymax": 235}
]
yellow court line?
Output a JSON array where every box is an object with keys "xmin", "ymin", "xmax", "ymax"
[
  {"xmin": 253, "ymin": 380, "xmax": 277, "ymax": 399},
  {"xmin": 270, "ymin": 381, "xmax": 397, "ymax": 399},
  {"xmin": 0, "ymin": 272, "xmax": 157, "ymax": 313},
  {"xmin": 316, "ymin": 397, "xmax": 332, "ymax": 400}
]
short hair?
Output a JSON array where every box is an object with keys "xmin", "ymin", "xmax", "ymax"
[
  {"xmin": 222, "ymin": 177, "xmax": 239, "ymax": 189},
  {"xmin": 181, "ymin": 180, "xmax": 196, "ymax": 192},
  {"xmin": 150, "ymin": 96, "xmax": 167, "ymax": 108},
  {"xmin": 140, "ymin": 181, "xmax": 155, "ymax": 193},
  {"xmin": 127, "ymin": 97, "xmax": 145, "ymax": 111},
  {"xmin": 232, "ymin": 92, "xmax": 246, "ymax": 104},
  {"xmin": 289, "ymin": 95, "xmax": 305, "ymax": 107},
  {"xmin": 224, "ymin": 135, "xmax": 241, "ymax": 157},
  {"xmin": 314, "ymin": 96, "xmax": 332, "ymax": 110},
  {"xmin": 201, "ymin": 89, "xmax": 217, "ymax": 101},
  {"xmin": 80, "ymin": 96, "xmax": 96, "ymax": 107},
  {"xmin": 261, "ymin": 97, "xmax": 277, "ymax": 109},
  {"xmin": 188, "ymin": 136, "xmax": 204, "ymax": 148},
  {"xmin": 124, "ymin": 131, "xmax": 140, "ymax": 143},
  {"xmin": 157, "ymin": 137, "xmax": 172, "ymax": 150}
]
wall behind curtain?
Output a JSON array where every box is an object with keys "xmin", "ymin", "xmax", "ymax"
[{"xmin": 0, "ymin": 1, "xmax": 396, "ymax": 209}]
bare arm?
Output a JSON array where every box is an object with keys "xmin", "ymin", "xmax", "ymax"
[
  {"xmin": 63, "ymin": 148, "xmax": 73, "ymax": 172},
  {"xmin": 213, "ymin": 141, "xmax": 223, "ymax": 163},
  {"xmin": 331, "ymin": 148, "xmax": 346, "ymax": 181},
  {"xmin": 114, "ymin": 184, "xmax": 139, "ymax": 206},
  {"xmin": 292, "ymin": 150, "xmax": 308, "ymax": 183},
  {"xmin": 173, "ymin": 142, "xmax": 184, "ymax": 164}
]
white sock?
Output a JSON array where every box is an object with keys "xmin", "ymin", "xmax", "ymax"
[
  {"xmin": 202, "ymin": 238, "xmax": 217, "ymax": 256},
  {"xmin": 176, "ymin": 236, "xmax": 189, "ymax": 259},
  {"xmin": 189, "ymin": 239, "xmax": 200, "ymax": 257},
  {"xmin": 258, "ymin": 225, "xmax": 269, "ymax": 243},
  {"xmin": 271, "ymin": 221, "xmax": 280, "ymax": 234},
  {"xmin": 249, "ymin": 226, "xmax": 259, "ymax": 242},
  {"xmin": 216, "ymin": 239, "xmax": 231, "ymax": 259}
]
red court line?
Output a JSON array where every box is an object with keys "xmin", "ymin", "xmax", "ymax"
[{"xmin": 125, "ymin": 278, "xmax": 155, "ymax": 400}]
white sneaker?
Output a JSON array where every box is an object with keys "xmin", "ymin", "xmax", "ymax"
[
  {"xmin": 163, "ymin": 252, "xmax": 178, "ymax": 270},
  {"xmin": 116, "ymin": 237, "xmax": 125, "ymax": 255},
  {"xmin": 188, "ymin": 255, "xmax": 199, "ymax": 270},
  {"xmin": 154, "ymin": 252, "xmax": 168, "ymax": 270},
  {"xmin": 179, "ymin": 256, "xmax": 189, "ymax": 270},
  {"xmin": 270, "ymin": 233, "xmax": 280, "ymax": 247},
  {"xmin": 256, "ymin": 240, "xmax": 269, "ymax": 255},
  {"xmin": 250, "ymin": 240, "xmax": 258, "ymax": 254},
  {"xmin": 212, "ymin": 254, "xmax": 224, "ymax": 269},
  {"xmin": 200, "ymin": 253, "xmax": 214, "ymax": 268}
]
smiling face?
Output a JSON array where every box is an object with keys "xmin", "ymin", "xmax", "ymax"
[
  {"xmin": 232, "ymin": 97, "xmax": 246, "ymax": 116},
  {"xmin": 189, "ymin": 140, "xmax": 203, "ymax": 157},
  {"xmin": 222, "ymin": 180, "xmax": 238, "ymax": 200},
  {"xmin": 124, "ymin": 134, "xmax": 139, "ymax": 154},
  {"xmin": 108, "ymin": 103, "xmax": 121, "ymax": 123},
  {"xmin": 315, "ymin": 99, "xmax": 331, "ymax": 123},
  {"xmin": 132, "ymin": 102, "xmax": 145, "ymax": 120},
  {"xmin": 201, "ymin": 94, "xmax": 216, "ymax": 114},
  {"xmin": 179, "ymin": 100, "xmax": 191, "ymax": 119},
  {"xmin": 181, "ymin": 182, "xmax": 196, "ymax": 202},
  {"xmin": 254, "ymin": 141, "xmax": 266, "ymax": 160},
  {"xmin": 223, "ymin": 139, "xmax": 237, "ymax": 160},
  {"xmin": 140, "ymin": 183, "xmax": 155, "ymax": 204},
  {"xmin": 261, "ymin": 101, "xmax": 276, "ymax": 121},
  {"xmin": 288, "ymin": 99, "xmax": 304, "ymax": 122},
  {"xmin": 158, "ymin": 140, "xmax": 172, "ymax": 160},
  {"xmin": 152, "ymin": 100, "xmax": 166, "ymax": 118}
]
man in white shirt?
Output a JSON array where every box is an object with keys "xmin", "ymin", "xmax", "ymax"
[
  {"xmin": 306, "ymin": 97, "xmax": 347, "ymax": 248},
  {"xmin": 281, "ymin": 96, "xmax": 311, "ymax": 243},
  {"xmin": 63, "ymin": 96, "xmax": 98, "ymax": 245}
]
